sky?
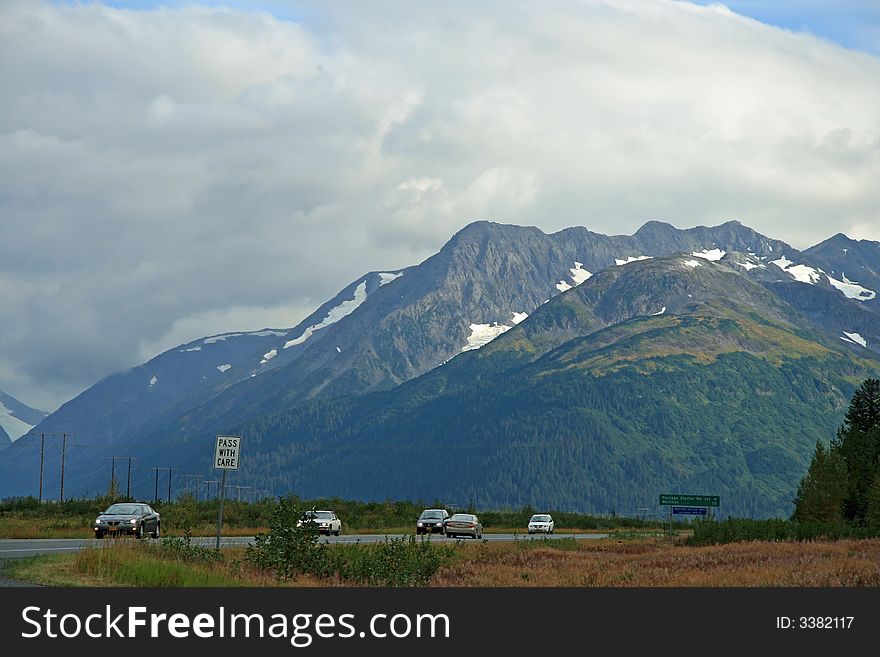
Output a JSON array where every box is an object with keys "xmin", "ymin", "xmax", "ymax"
[{"xmin": 1, "ymin": 0, "xmax": 879, "ymax": 411}]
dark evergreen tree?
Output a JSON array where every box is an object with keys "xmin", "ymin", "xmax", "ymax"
[
  {"xmin": 840, "ymin": 378, "xmax": 880, "ymax": 434},
  {"xmin": 831, "ymin": 379, "xmax": 880, "ymax": 521},
  {"xmin": 866, "ymin": 471, "xmax": 880, "ymax": 528},
  {"xmin": 792, "ymin": 441, "xmax": 847, "ymax": 523}
]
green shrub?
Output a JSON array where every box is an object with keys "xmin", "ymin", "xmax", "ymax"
[
  {"xmin": 686, "ymin": 517, "xmax": 880, "ymax": 546},
  {"xmin": 159, "ymin": 527, "xmax": 222, "ymax": 564},
  {"xmin": 245, "ymin": 496, "xmax": 454, "ymax": 585},
  {"xmin": 333, "ymin": 535, "xmax": 455, "ymax": 586},
  {"xmin": 245, "ymin": 496, "xmax": 333, "ymax": 580}
]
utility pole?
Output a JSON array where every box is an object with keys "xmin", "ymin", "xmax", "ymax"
[
  {"xmin": 126, "ymin": 457, "xmax": 136, "ymax": 499},
  {"xmin": 167, "ymin": 467, "xmax": 176, "ymax": 503},
  {"xmin": 204, "ymin": 479, "xmax": 220, "ymax": 499},
  {"xmin": 31, "ymin": 432, "xmax": 74, "ymax": 503},
  {"xmin": 38, "ymin": 433, "xmax": 45, "ymax": 503},
  {"xmin": 183, "ymin": 475, "xmax": 204, "ymax": 500},
  {"xmin": 152, "ymin": 467, "xmax": 161, "ymax": 503},
  {"xmin": 59, "ymin": 432, "xmax": 67, "ymax": 502},
  {"xmin": 109, "ymin": 456, "xmax": 137, "ymax": 498},
  {"xmin": 108, "ymin": 456, "xmax": 117, "ymax": 496}
]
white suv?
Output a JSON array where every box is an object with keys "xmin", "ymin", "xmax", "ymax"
[
  {"xmin": 527, "ymin": 514, "xmax": 554, "ymax": 534},
  {"xmin": 297, "ymin": 510, "xmax": 342, "ymax": 536}
]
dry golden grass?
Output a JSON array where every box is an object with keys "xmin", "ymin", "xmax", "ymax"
[
  {"xmin": 7, "ymin": 537, "xmax": 880, "ymax": 587},
  {"xmin": 433, "ymin": 538, "xmax": 880, "ymax": 586}
]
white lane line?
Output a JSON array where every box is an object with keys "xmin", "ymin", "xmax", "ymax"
[{"xmin": 0, "ymin": 547, "xmax": 84, "ymax": 553}]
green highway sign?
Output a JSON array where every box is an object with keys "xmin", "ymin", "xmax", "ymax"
[{"xmin": 659, "ymin": 494, "xmax": 719, "ymax": 507}]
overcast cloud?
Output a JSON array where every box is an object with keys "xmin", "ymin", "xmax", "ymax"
[{"xmin": 1, "ymin": 0, "xmax": 879, "ymax": 411}]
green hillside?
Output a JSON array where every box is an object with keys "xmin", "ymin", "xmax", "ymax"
[{"xmin": 194, "ymin": 257, "xmax": 880, "ymax": 518}]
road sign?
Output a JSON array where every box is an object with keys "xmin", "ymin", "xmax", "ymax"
[
  {"xmin": 659, "ymin": 494, "xmax": 719, "ymax": 507},
  {"xmin": 213, "ymin": 435, "xmax": 241, "ymax": 551},
  {"xmin": 214, "ymin": 435, "xmax": 241, "ymax": 471},
  {"xmin": 672, "ymin": 506, "xmax": 708, "ymax": 516}
]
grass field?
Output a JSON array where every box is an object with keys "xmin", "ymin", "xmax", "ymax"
[{"xmin": 4, "ymin": 535, "xmax": 880, "ymax": 587}]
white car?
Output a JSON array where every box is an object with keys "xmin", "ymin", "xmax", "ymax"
[
  {"xmin": 297, "ymin": 510, "xmax": 342, "ymax": 536},
  {"xmin": 527, "ymin": 514, "xmax": 554, "ymax": 534}
]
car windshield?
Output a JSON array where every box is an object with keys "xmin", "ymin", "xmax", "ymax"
[
  {"xmin": 420, "ymin": 511, "xmax": 444, "ymax": 519},
  {"xmin": 531, "ymin": 515, "xmax": 551, "ymax": 522},
  {"xmin": 451, "ymin": 514, "xmax": 474, "ymax": 521},
  {"xmin": 104, "ymin": 504, "xmax": 141, "ymax": 515},
  {"xmin": 306, "ymin": 511, "xmax": 333, "ymax": 520}
]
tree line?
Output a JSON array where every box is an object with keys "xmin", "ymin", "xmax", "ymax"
[{"xmin": 793, "ymin": 378, "xmax": 880, "ymax": 525}]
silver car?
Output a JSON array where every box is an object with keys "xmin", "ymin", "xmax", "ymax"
[
  {"xmin": 527, "ymin": 514, "xmax": 554, "ymax": 534},
  {"xmin": 445, "ymin": 513, "xmax": 483, "ymax": 539}
]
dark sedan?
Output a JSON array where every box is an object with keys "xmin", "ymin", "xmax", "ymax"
[
  {"xmin": 416, "ymin": 509, "xmax": 449, "ymax": 535},
  {"xmin": 93, "ymin": 503, "xmax": 160, "ymax": 539}
]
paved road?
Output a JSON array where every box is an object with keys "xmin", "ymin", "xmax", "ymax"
[{"xmin": 0, "ymin": 532, "xmax": 607, "ymax": 559}]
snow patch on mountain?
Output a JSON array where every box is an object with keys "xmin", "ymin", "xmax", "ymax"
[
  {"xmin": 204, "ymin": 330, "xmax": 287, "ymax": 345},
  {"xmin": 149, "ymin": 376, "xmax": 157, "ymax": 388},
  {"xmin": 827, "ymin": 274, "xmax": 876, "ymax": 301},
  {"xmin": 735, "ymin": 260, "xmax": 764, "ymax": 271},
  {"xmin": 770, "ymin": 255, "xmax": 794, "ymax": 270},
  {"xmin": 181, "ymin": 346, "xmax": 202, "ymax": 352},
  {"xmin": 556, "ymin": 261, "xmax": 592, "ymax": 292},
  {"xmin": 770, "ymin": 256, "xmax": 822, "ymax": 285},
  {"xmin": 615, "ymin": 255, "xmax": 652, "ymax": 266},
  {"xmin": 842, "ymin": 332, "xmax": 867, "ymax": 348},
  {"xmin": 217, "ymin": 364, "xmax": 232, "ymax": 373},
  {"xmin": 260, "ymin": 349, "xmax": 278, "ymax": 364},
  {"xmin": 284, "ymin": 281, "xmax": 369, "ymax": 349},
  {"xmin": 786, "ymin": 265, "xmax": 822, "ymax": 284},
  {"xmin": 691, "ymin": 248, "xmax": 726, "ymax": 261},
  {"xmin": 683, "ymin": 260, "xmax": 702, "ymax": 268},
  {"xmin": 379, "ymin": 272, "xmax": 403, "ymax": 286},
  {"xmin": 0, "ymin": 402, "xmax": 33, "ymax": 442},
  {"xmin": 570, "ymin": 262, "xmax": 591, "ymax": 285},
  {"xmin": 461, "ymin": 312, "xmax": 528, "ymax": 352},
  {"xmin": 651, "ymin": 307, "xmax": 667, "ymax": 316}
]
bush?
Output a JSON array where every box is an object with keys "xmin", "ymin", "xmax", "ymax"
[
  {"xmin": 686, "ymin": 517, "xmax": 880, "ymax": 546},
  {"xmin": 245, "ymin": 496, "xmax": 333, "ymax": 580},
  {"xmin": 334, "ymin": 535, "xmax": 455, "ymax": 586},
  {"xmin": 159, "ymin": 527, "xmax": 222, "ymax": 564},
  {"xmin": 245, "ymin": 496, "xmax": 454, "ymax": 585}
]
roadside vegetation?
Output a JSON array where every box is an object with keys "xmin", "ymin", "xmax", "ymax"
[{"xmin": 5, "ymin": 532, "xmax": 880, "ymax": 587}]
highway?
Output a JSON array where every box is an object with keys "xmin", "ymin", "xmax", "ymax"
[{"xmin": 0, "ymin": 532, "xmax": 608, "ymax": 559}]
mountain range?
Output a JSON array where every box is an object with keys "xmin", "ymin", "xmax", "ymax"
[
  {"xmin": 0, "ymin": 390, "xmax": 48, "ymax": 450},
  {"xmin": 1, "ymin": 219, "xmax": 878, "ymax": 516}
]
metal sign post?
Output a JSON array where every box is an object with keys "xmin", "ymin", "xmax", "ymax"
[{"xmin": 213, "ymin": 435, "xmax": 241, "ymax": 551}]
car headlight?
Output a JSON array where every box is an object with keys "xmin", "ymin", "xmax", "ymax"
[
  {"xmin": 417, "ymin": 522, "xmax": 423, "ymax": 526},
  {"xmin": 129, "ymin": 519, "xmax": 138, "ymax": 524},
  {"xmin": 95, "ymin": 518, "xmax": 102, "ymax": 524}
]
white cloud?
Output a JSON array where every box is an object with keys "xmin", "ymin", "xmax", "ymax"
[{"xmin": 1, "ymin": 0, "xmax": 879, "ymax": 408}]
